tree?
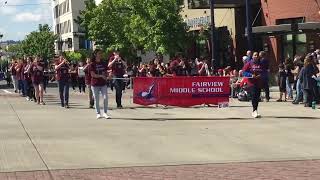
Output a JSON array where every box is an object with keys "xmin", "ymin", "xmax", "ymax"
[
  {"xmin": 65, "ymin": 51, "xmax": 83, "ymax": 63},
  {"xmin": 21, "ymin": 24, "xmax": 58, "ymax": 60},
  {"xmin": 75, "ymin": 0, "xmax": 97, "ymax": 39},
  {"xmin": 80, "ymin": 0, "xmax": 188, "ymax": 56},
  {"xmin": 6, "ymin": 43, "xmax": 24, "ymax": 58}
]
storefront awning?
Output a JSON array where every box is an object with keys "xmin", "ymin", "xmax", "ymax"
[
  {"xmin": 299, "ymin": 22, "xmax": 320, "ymax": 31},
  {"xmin": 252, "ymin": 24, "xmax": 291, "ymax": 35},
  {"xmin": 252, "ymin": 22, "xmax": 320, "ymax": 35}
]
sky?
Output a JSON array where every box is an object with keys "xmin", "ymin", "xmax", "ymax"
[
  {"xmin": 0, "ymin": 0, "xmax": 103, "ymax": 41},
  {"xmin": 0, "ymin": 0, "xmax": 53, "ymax": 41}
]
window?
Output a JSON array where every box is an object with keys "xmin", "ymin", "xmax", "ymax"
[
  {"xmin": 188, "ymin": 0, "xmax": 210, "ymax": 9},
  {"xmin": 277, "ymin": 18, "xmax": 307, "ymax": 60},
  {"xmin": 55, "ymin": 5, "xmax": 59, "ymax": 18},
  {"xmin": 79, "ymin": 37, "xmax": 86, "ymax": 49},
  {"xmin": 66, "ymin": 0, "xmax": 69, "ymax": 13}
]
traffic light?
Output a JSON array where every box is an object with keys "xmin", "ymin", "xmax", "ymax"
[{"xmin": 67, "ymin": 38, "xmax": 72, "ymax": 48}]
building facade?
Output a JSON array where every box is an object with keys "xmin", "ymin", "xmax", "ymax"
[
  {"xmin": 181, "ymin": 0, "xmax": 261, "ymax": 68},
  {"xmin": 52, "ymin": 0, "xmax": 90, "ymax": 53},
  {"xmin": 253, "ymin": 0, "xmax": 320, "ymax": 70}
]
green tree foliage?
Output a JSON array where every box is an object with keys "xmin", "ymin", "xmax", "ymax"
[
  {"xmin": 79, "ymin": 0, "xmax": 188, "ymax": 56},
  {"xmin": 21, "ymin": 24, "xmax": 57, "ymax": 60},
  {"xmin": 75, "ymin": 0, "xmax": 97, "ymax": 38},
  {"xmin": 6, "ymin": 43, "xmax": 24, "ymax": 58},
  {"xmin": 65, "ymin": 51, "xmax": 83, "ymax": 63}
]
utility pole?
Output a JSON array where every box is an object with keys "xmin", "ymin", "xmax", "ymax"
[
  {"xmin": 210, "ymin": 0, "xmax": 216, "ymax": 70},
  {"xmin": 246, "ymin": 0, "xmax": 253, "ymax": 51}
]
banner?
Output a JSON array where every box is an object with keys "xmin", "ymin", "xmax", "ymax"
[{"xmin": 133, "ymin": 77, "xmax": 230, "ymax": 107}]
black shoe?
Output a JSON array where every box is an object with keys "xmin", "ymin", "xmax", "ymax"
[
  {"xmin": 89, "ymin": 105, "xmax": 94, "ymax": 109},
  {"xmin": 292, "ymin": 101, "xmax": 299, "ymax": 105},
  {"xmin": 304, "ymin": 104, "xmax": 312, "ymax": 107},
  {"xmin": 65, "ymin": 105, "xmax": 70, "ymax": 109},
  {"xmin": 117, "ymin": 105, "xmax": 123, "ymax": 109}
]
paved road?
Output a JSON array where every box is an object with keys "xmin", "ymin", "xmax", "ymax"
[{"xmin": 0, "ymin": 86, "xmax": 320, "ymax": 179}]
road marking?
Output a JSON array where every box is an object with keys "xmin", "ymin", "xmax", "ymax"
[{"xmin": 2, "ymin": 90, "xmax": 13, "ymax": 94}]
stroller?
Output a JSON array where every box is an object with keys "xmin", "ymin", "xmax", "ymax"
[{"xmin": 237, "ymin": 78, "xmax": 253, "ymax": 102}]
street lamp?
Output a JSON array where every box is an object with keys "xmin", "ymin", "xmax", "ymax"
[
  {"xmin": 246, "ymin": 0, "xmax": 253, "ymax": 51},
  {"xmin": 210, "ymin": 0, "xmax": 216, "ymax": 70}
]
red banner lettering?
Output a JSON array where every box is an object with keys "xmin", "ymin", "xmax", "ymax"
[{"xmin": 133, "ymin": 77, "xmax": 230, "ymax": 107}]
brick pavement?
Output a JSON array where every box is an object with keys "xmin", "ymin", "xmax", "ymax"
[{"xmin": 1, "ymin": 160, "xmax": 320, "ymax": 180}]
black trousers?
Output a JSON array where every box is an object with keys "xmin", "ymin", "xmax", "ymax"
[
  {"xmin": 251, "ymin": 85, "xmax": 261, "ymax": 112},
  {"xmin": 263, "ymin": 83, "xmax": 270, "ymax": 100},
  {"xmin": 114, "ymin": 79, "xmax": 124, "ymax": 107},
  {"xmin": 58, "ymin": 80, "xmax": 70, "ymax": 106},
  {"xmin": 27, "ymin": 80, "xmax": 36, "ymax": 101},
  {"xmin": 78, "ymin": 77, "xmax": 86, "ymax": 93}
]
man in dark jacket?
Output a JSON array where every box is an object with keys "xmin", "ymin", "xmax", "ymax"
[
  {"xmin": 259, "ymin": 51, "xmax": 270, "ymax": 102},
  {"xmin": 301, "ymin": 55, "xmax": 318, "ymax": 107}
]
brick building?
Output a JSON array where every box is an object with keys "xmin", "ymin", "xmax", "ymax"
[{"xmin": 253, "ymin": 0, "xmax": 320, "ymax": 70}]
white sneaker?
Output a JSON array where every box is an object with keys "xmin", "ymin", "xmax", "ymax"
[
  {"xmin": 257, "ymin": 113, "xmax": 261, "ymax": 118},
  {"xmin": 103, "ymin": 113, "xmax": 111, "ymax": 119},
  {"xmin": 252, "ymin": 110, "xmax": 258, "ymax": 118},
  {"xmin": 96, "ymin": 114, "xmax": 102, "ymax": 119}
]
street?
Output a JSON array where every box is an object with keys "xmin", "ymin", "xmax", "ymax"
[{"xmin": 0, "ymin": 86, "xmax": 320, "ymax": 179}]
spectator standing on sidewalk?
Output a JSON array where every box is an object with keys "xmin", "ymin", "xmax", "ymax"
[
  {"xmin": 55, "ymin": 55, "xmax": 71, "ymax": 108},
  {"xmin": 292, "ymin": 56, "xmax": 304, "ymax": 104},
  {"xmin": 84, "ymin": 58, "xmax": 94, "ymax": 108},
  {"xmin": 277, "ymin": 63, "xmax": 287, "ymax": 102},
  {"xmin": 242, "ymin": 52, "xmax": 264, "ymax": 118},
  {"xmin": 259, "ymin": 51, "xmax": 270, "ymax": 102},
  {"xmin": 90, "ymin": 49, "xmax": 110, "ymax": 119},
  {"xmin": 108, "ymin": 51, "xmax": 127, "ymax": 109},
  {"xmin": 301, "ymin": 55, "xmax": 318, "ymax": 107},
  {"xmin": 284, "ymin": 58, "xmax": 294, "ymax": 100}
]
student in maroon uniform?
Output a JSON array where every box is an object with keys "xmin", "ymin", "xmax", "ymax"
[
  {"xmin": 21, "ymin": 58, "xmax": 28, "ymax": 97},
  {"xmin": 55, "ymin": 55, "xmax": 70, "ymax": 108},
  {"xmin": 70, "ymin": 64, "xmax": 78, "ymax": 92},
  {"xmin": 242, "ymin": 52, "xmax": 264, "ymax": 118},
  {"xmin": 90, "ymin": 49, "xmax": 110, "ymax": 119},
  {"xmin": 108, "ymin": 51, "xmax": 127, "ymax": 108},
  {"xmin": 77, "ymin": 61, "xmax": 86, "ymax": 93},
  {"xmin": 24, "ymin": 57, "xmax": 34, "ymax": 101},
  {"xmin": 9, "ymin": 59, "xmax": 18, "ymax": 93},
  {"xmin": 30, "ymin": 57, "xmax": 45, "ymax": 105},
  {"xmin": 15, "ymin": 59, "xmax": 23, "ymax": 94},
  {"xmin": 84, "ymin": 58, "xmax": 94, "ymax": 108}
]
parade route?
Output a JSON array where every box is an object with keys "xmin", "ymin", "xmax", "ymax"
[{"xmin": 0, "ymin": 87, "xmax": 320, "ymax": 179}]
